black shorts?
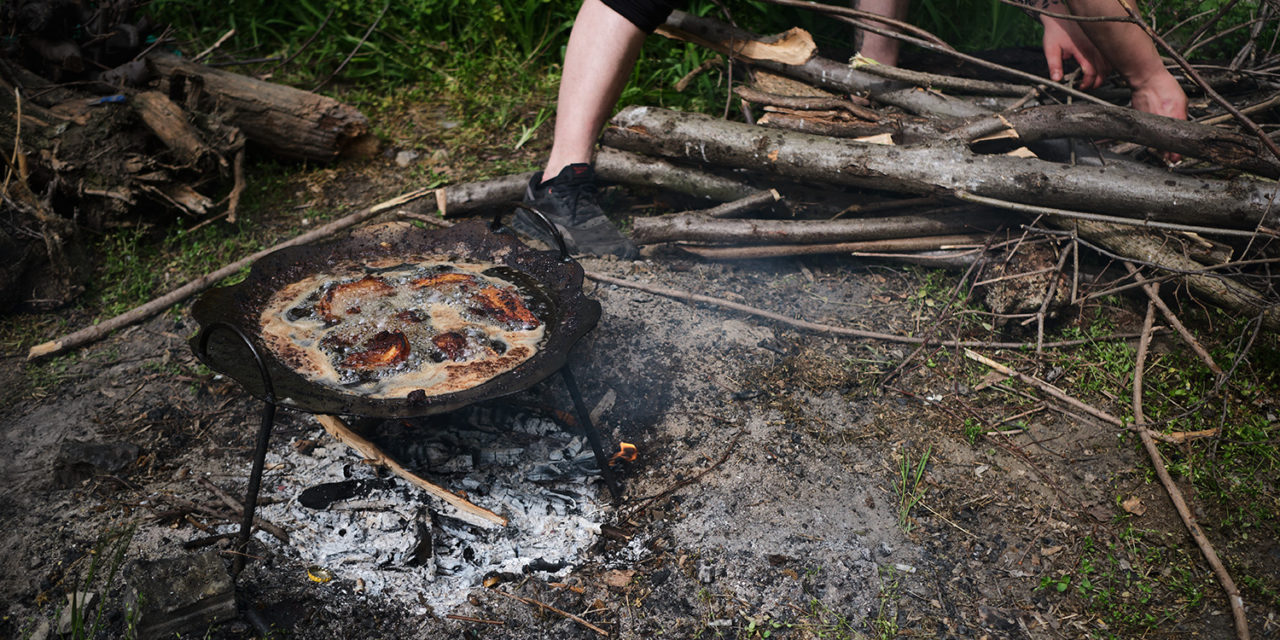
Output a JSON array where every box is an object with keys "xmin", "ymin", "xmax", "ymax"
[{"xmin": 602, "ymin": 0, "xmax": 683, "ymax": 32}]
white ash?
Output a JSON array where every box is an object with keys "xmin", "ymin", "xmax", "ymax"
[{"xmin": 217, "ymin": 407, "xmax": 607, "ymax": 612}]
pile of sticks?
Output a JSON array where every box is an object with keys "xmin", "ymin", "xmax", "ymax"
[{"xmin": 591, "ymin": 8, "xmax": 1279, "ymax": 334}]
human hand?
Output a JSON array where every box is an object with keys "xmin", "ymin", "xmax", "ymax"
[
  {"xmin": 1128, "ymin": 70, "xmax": 1188, "ymax": 121},
  {"xmin": 1040, "ymin": 15, "xmax": 1110, "ymax": 89}
]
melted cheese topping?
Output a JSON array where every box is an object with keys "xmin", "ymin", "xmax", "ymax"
[{"xmin": 258, "ymin": 258, "xmax": 546, "ymax": 400}]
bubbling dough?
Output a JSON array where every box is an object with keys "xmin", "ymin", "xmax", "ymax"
[{"xmin": 258, "ymin": 257, "xmax": 547, "ymax": 399}]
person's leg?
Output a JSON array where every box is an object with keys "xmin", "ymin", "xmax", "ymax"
[
  {"xmin": 855, "ymin": 0, "xmax": 908, "ymax": 66},
  {"xmin": 541, "ymin": 0, "xmax": 648, "ymax": 180}
]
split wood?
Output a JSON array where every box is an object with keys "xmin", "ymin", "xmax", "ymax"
[
  {"xmin": 491, "ymin": 589, "xmax": 609, "ymax": 636},
  {"xmin": 26, "ymin": 186, "xmax": 435, "ymax": 361},
  {"xmin": 1133, "ymin": 299, "xmax": 1249, "ymax": 640},
  {"xmin": 584, "ymin": 271, "xmax": 1149, "ymax": 350},
  {"xmin": 964, "ymin": 347, "xmax": 1249, "ymax": 640},
  {"xmin": 314, "ymin": 415, "xmax": 507, "ymax": 529},
  {"xmin": 197, "ymin": 477, "xmax": 290, "ymax": 543}
]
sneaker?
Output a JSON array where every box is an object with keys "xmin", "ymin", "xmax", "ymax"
[{"xmin": 513, "ymin": 164, "xmax": 638, "ymax": 260}]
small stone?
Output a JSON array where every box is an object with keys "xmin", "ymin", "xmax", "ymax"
[
  {"xmin": 125, "ymin": 550, "xmax": 235, "ymax": 640},
  {"xmin": 394, "ymin": 150, "xmax": 419, "ymax": 167}
]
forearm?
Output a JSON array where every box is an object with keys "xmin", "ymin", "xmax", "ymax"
[{"xmin": 1063, "ymin": 0, "xmax": 1165, "ymax": 85}]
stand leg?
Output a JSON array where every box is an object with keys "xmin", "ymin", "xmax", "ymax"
[
  {"xmin": 560, "ymin": 367, "xmax": 622, "ymax": 501},
  {"xmin": 233, "ymin": 402, "xmax": 276, "ymax": 575},
  {"xmin": 196, "ymin": 322, "xmax": 279, "ymax": 576}
]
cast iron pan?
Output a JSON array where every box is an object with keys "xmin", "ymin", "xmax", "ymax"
[{"xmin": 189, "ymin": 215, "xmax": 601, "ymax": 418}]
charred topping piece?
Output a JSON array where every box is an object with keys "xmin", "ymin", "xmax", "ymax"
[
  {"xmin": 316, "ymin": 276, "xmax": 394, "ymax": 323},
  {"xmin": 340, "ymin": 330, "xmax": 411, "ymax": 370},
  {"xmin": 431, "ymin": 332, "xmax": 468, "ymax": 361},
  {"xmin": 411, "ymin": 272, "xmax": 478, "ymax": 290},
  {"xmin": 472, "ymin": 286, "xmax": 540, "ymax": 329}
]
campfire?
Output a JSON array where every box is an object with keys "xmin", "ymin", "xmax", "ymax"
[{"xmin": 242, "ymin": 402, "xmax": 610, "ymax": 612}]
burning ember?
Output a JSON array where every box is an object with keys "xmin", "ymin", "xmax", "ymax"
[
  {"xmin": 232, "ymin": 402, "xmax": 608, "ymax": 612},
  {"xmin": 609, "ymin": 442, "xmax": 638, "ymax": 465}
]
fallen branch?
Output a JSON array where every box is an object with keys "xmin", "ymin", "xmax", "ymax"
[
  {"xmin": 27, "ymin": 187, "xmax": 435, "ymax": 360},
  {"xmin": 941, "ymin": 105, "xmax": 1280, "ymax": 179},
  {"xmin": 1132, "ymin": 299, "xmax": 1249, "ymax": 640},
  {"xmin": 491, "ymin": 590, "xmax": 609, "ymax": 637},
  {"xmin": 1124, "ymin": 263, "xmax": 1224, "ymax": 375},
  {"xmin": 700, "ymin": 189, "xmax": 782, "ymax": 219},
  {"xmin": 626, "ymin": 426, "xmax": 747, "ymax": 517},
  {"xmin": 677, "ymin": 233, "xmax": 986, "ymax": 259},
  {"xmin": 851, "ymin": 55, "xmax": 1033, "ymax": 96},
  {"xmin": 585, "ymin": 271, "xmax": 1153, "ymax": 349},
  {"xmin": 594, "ymin": 147, "xmax": 760, "ymax": 202},
  {"xmin": 630, "ymin": 211, "xmax": 1008, "ymax": 245},
  {"xmin": 196, "ymin": 477, "xmax": 290, "ymax": 543},
  {"xmin": 733, "ymin": 85, "xmax": 879, "ymax": 120},
  {"xmin": 604, "ymin": 106, "xmax": 1280, "ymax": 230},
  {"xmin": 314, "ymin": 415, "xmax": 508, "ymax": 529}
]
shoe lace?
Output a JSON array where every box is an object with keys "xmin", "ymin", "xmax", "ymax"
[{"xmin": 551, "ymin": 178, "xmax": 600, "ymax": 224}]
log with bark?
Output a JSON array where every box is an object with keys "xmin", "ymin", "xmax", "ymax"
[
  {"xmin": 147, "ymin": 52, "xmax": 374, "ymax": 162},
  {"xmin": 602, "ymin": 106, "xmax": 1280, "ymax": 231}
]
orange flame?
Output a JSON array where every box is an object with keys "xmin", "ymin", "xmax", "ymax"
[{"xmin": 608, "ymin": 442, "xmax": 638, "ymax": 465}]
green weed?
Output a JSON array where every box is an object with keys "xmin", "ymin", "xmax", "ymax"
[
  {"xmin": 25, "ymin": 525, "xmax": 138, "ymax": 640},
  {"xmin": 894, "ymin": 444, "xmax": 931, "ymax": 533}
]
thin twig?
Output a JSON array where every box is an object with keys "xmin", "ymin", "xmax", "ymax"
[
  {"xmin": 758, "ymin": 0, "xmax": 1113, "ymax": 108},
  {"xmin": 197, "ymin": 477, "xmax": 290, "ymax": 543},
  {"xmin": 313, "ymin": 2, "xmax": 390, "ymax": 92},
  {"xmin": 626, "ymin": 427, "xmax": 747, "ymax": 517},
  {"xmin": 956, "ymin": 190, "xmax": 1276, "ymax": 239},
  {"xmin": 1035, "ymin": 242, "xmax": 1073, "ymax": 354},
  {"xmin": 268, "ymin": 8, "xmax": 335, "ymax": 76},
  {"xmin": 1132, "ymin": 297, "xmax": 1249, "ymax": 640},
  {"xmin": 585, "ymin": 271, "xmax": 1152, "ymax": 350},
  {"xmin": 1115, "ymin": 0, "xmax": 1280, "ymax": 163},
  {"xmin": 1123, "ymin": 263, "xmax": 1223, "ymax": 375},
  {"xmin": 27, "ymin": 186, "xmax": 435, "ymax": 360},
  {"xmin": 491, "ymin": 590, "xmax": 609, "ymax": 636}
]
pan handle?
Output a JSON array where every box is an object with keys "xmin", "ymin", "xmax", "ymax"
[{"xmin": 493, "ymin": 202, "xmax": 572, "ymax": 262}]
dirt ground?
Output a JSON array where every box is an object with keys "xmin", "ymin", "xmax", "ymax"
[{"xmin": 1, "ymin": 155, "xmax": 1276, "ymax": 640}]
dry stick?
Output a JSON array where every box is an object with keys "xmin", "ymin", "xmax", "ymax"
[
  {"xmin": 626, "ymin": 427, "xmax": 748, "ymax": 517},
  {"xmin": 586, "ymin": 271, "xmax": 1149, "ymax": 349},
  {"xmin": 678, "ymin": 234, "xmax": 986, "ymax": 259},
  {"xmin": 445, "ymin": 614, "xmax": 505, "ymax": 626},
  {"xmin": 314, "ymin": 415, "xmax": 508, "ymax": 529},
  {"xmin": 852, "ymin": 56, "xmax": 1033, "ymax": 96},
  {"xmin": 700, "ymin": 189, "xmax": 782, "ymax": 219},
  {"xmin": 759, "ymin": 0, "xmax": 1112, "ymax": 108},
  {"xmin": 267, "ymin": 7, "xmax": 335, "ymax": 76},
  {"xmin": 1116, "ymin": 0, "xmax": 1280, "ymax": 163},
  {"xmin": 1148, "ymin": 428, "xmax": 1221, "ymax": 444},
  {"xmin": 1132, "ymin": 299, "xmax": 1250, "ymax": 640},
  {"xmin": 26, "ymin": 186, "xmax": 435, "ymax": 360},
  {"xmin": 1123, "ymin": 262, "xmax": 1224, "ymax": 375},
  {"xmin": 733, "ymin": 85, "xmax": 879, "ymax": 120},
  {"xmin": 491, "ymin": 590, "xmax": 609, "ymax": 637},
  {"xmin": 196, "ymin": 477, "xmax": 290, "ymax": 543},
  {"xmin": 225, "ymin": 148, "xmax": 245, "ymax": 224},
  {"xmin": 955, "ymin": 191, "xmax": 1274, "ymax": 239},
  {"xmin": 1035, "ymin": 243, "xmax": 1073, "ymax": 354},
  {"xmin": 192, "ymin": 28, "xmax": 236, "ymax": 63}
]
